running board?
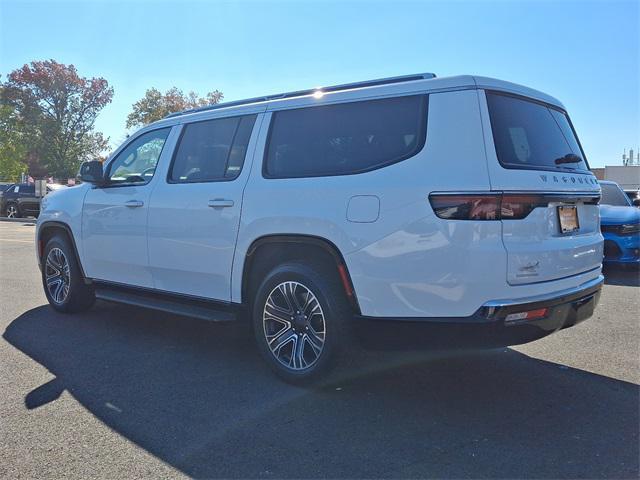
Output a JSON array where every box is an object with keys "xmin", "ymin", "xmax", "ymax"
[{"xmin": 94, "ymin": 285, "xmax": 238, "ymax": 322}]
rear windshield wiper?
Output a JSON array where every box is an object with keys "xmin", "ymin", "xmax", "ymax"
[{"xmin": 554, "ymin": 153, "xmax": 582, "ymax": 165}]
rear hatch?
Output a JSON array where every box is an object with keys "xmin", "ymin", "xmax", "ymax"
[{"xmin": 482, "ymin": 90, "xmax": 602, "ymax": 285}]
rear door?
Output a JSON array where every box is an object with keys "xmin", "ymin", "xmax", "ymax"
[
  {"xmin": 147, "ymin": 111, "xmax": 262, "ymax": 300},
  {"xmin": 479, "ymin": 90, "xmax": 602, "ymax": 285}
]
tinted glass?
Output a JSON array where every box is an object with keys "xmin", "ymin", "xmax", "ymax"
[
  {"xmin": 108, "ymin": 128, "xmax": 171, "ymax": 184},
  {"xmin": 487, "ymin": 93, "xmax": 588, "ymax": 172},
  {"xmin": 265, "ymin": 95, "xmax": 427, "ymax": 178},
  {"xmin": 170, "ymin": 114, "xmax": 257, "ymax": 183},
  {"xmin": 20, "ymin": 185, "xmax": 34, "ymax": 194},
  {"xmin": 600, "ymin": 183, "xmax": 631, "ymax": 207}
]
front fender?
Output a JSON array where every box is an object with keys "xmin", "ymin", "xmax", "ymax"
[{"xmin": 36, "ymin": 184, "xmax": 90, "ymax": 267}]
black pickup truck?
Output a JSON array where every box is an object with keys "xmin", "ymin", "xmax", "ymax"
[{"xmin": 0, "ymin": 183, "xmax": 65, "ymax": 218}]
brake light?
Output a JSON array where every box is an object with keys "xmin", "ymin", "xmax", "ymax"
[
  {"xmin": 429, "ymin": 194, "xmax": 500, "ymax": 220},
  {"xmin": 429, "ymin": 193, "xmax": 556, "ymax": 221},
  {"xmin": 501, "ymin": 195, "xmax": 549, "ymax": 219}
]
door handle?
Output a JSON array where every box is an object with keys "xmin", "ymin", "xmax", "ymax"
[
  {"xmin": 208, "ymin": 199, "xmax": 234, "ymax": 208},
  {"xmin": 124, "ymin": 200, "xmax": 144, "ymax": 208}
]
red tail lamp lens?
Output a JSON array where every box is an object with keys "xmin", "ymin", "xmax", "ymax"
[
  {"xmin": 429, "ymin": 193, "xmax": 551, "ymax": 221},
  {"xmin": 429, "ymin": 194, "xmax": 500, "ymax": 220},
  {"xmin": 501, "ymin": 195, "xmax": 549, "ymax": 220}
]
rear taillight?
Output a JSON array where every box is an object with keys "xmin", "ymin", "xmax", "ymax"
[
  {"xmin": 429, "ymin": 194, "xmax": 500, "ymax": 220},
  {"xmin": 429, "ymin": 193, "xmax": 563, "ymax": 221},
  {"xmin": 500, "ymin": 195, "xmax": 549, "ymax": 220}
]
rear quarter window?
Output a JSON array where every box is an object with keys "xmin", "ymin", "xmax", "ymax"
[
  {"xmin": 486, "ymin": 92, "xmax": 589, "ymax": 172},
  {"xmin": 264, "ymin": 95, "xmax": 428, "ymax": 178}
]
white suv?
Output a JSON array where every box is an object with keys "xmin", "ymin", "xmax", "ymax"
[{"xmin": 36, "ymin": 73, "xmax": 604, "ymax": 382}]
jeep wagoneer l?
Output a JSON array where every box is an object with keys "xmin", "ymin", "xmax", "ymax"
[{"xmin": 36, "ymin": 73, "xmax": 604, "ymax": 382}]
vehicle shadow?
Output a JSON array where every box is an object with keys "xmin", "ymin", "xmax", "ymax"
[
  {"xmin": 4, "ymin": 304, "xmax": 639, "ymax": 479},
  {"xmin": 603, "ymin": 265, "xmax": 640, "ymax": 287}
]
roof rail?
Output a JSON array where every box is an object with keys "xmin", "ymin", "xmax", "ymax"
[{"xmin": 164, "ymin": 72, "xmax": 436, "ymax": 119}]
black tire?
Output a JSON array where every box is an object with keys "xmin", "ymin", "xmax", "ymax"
[
  {"xmin": 5, "ymin": 202, "xmax": 20, "ymax": 218},
  {"xmin": 252, "ymin": 261, "xmax": 352, "ymax": 384},
  {"xmin": 42, "ymin": 234, "xmax": 95, "ymax": 313}
]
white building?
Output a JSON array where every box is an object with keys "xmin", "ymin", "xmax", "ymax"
[{"xmin": 601, "ymin": 165, "xmax": 640, "ymax": 190}]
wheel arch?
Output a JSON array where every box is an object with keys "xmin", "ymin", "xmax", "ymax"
[
  {"xmin": 38, "ymin": 221, "xmax": 87, "ymax": 280},
  {"xmin": 4, "ymin": 200, "xmax": 19, "ymax": 215},
  {"xmin": 240, "ymin": 234, "xmax": 360, "ymax": 314}
]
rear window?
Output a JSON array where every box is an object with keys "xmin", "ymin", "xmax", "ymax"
[
  {"xmin": 264, "ymin": 95, "xmax": 428, "ymax": 178},
  {"xmin": 169, "ymin": 114, "xmax": 257, "ymax": 183},
  {"xmin": 600, "ymin": 183, "xmax": 631, "ymax": 207},
  {"xmin": 486, "ymin": 92, "xmax": 588, "ymax": 172}
]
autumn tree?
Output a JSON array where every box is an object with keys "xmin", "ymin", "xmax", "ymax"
[
  {"xmin": 1, "ymin": 60, "xmax": 114, "ymax": 178},
  {"xmin": 126, "ymin": 87, "xmax": 223, "ymax": 128}
]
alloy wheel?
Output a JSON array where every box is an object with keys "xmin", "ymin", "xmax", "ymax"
[
  {"xmin": 6, "ymin": 205, "xmax": 18, "ymax": 218},
  {"xmin": 45, "ymin": 247, "xmax": 71, "ymax": 304},
  {"xmin": 262, "ymin": 281, "xmax": 326, "ymax": 370}
]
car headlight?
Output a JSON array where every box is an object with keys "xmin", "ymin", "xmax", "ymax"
[{"xmin": 619, "ymin": 223, "xmax": 640, "ymax": 235}]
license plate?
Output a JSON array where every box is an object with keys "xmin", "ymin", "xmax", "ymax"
[{"xmin": 558, "ymin": 205, "xmax": 579, "ymax": 233}]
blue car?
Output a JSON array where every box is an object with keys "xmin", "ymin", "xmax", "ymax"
[{"xmin": 599, "ymin": 181, "xmax": 640, "ymax": 266}]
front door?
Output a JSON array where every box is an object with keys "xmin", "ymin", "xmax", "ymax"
[
  {"xmin": 148, "ymin": 112, "xmax": 261, "ymax": 300},
  {"xmin": 81, "ymin": 127, "xmax": 174, "ymax": 287},
  {"xmin": 17, "ymin": 184, "xmax": 39, "ymax": 216}
]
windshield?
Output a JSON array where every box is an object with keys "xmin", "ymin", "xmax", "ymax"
[
  {"xmin": 487, "ymin": 92, "xmax": 588, "ymax": 172},
  {"xmin": 600, "ymin": 183, "xmax": 631, "ymax": 206}
]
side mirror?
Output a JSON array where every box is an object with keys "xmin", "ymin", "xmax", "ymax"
[
  {"xmin": 633, "ymin": 198, "xmax": 640, "ymax": 207},
  {"xmin": 78, "ymin": 161, "xmax": 105, "ymax": 185}
]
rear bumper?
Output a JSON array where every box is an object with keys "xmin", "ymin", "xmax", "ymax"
[{"xmin": 354, "ymin": 275, "xmax": 603, "ymax": 350}]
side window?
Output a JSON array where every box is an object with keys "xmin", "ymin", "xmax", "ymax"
[
  {"xmin": 169, "ymin": 114, "xmax": 257, "ymax": 183},
  {"xmin": 107, "ymin": 128, "xmax": 171, "ymax": 185},
  {"xmin": 264, "ymin": 95, "xmax": 428, "ymax": 178},
  {"xmin": 23, "ymin": 185, "xmax": 35, "ymax": 194}
]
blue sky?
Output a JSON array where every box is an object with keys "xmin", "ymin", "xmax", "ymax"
[{"xmin": 1, "ymin": 0, "xmax": 638, "ymax": 167}]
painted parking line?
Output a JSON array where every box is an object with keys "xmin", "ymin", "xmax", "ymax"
[{"xmin": 0, "ymin": 238, "xmax": 34, "ymax": 244}]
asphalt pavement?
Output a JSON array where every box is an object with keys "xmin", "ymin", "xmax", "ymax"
[{"xmin": 1, "ymin": 221, "xmax": 638, "ymax": 479}]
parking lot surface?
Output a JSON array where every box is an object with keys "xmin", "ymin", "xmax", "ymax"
[{"xmin": 1, "ymin": 221, "xmax": 638, "ymax": 479}]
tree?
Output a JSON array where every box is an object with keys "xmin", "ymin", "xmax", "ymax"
[
  {"xmin": 126, "ymin": 87, "xmax": 223, "ymax": 128},
  {"xmin": 0, "ymin": 84, "xmax": 28, "ymax": 181},
  {"xmin": 2, "ymin": 60, "xmax": 113, "ymax": 178}
]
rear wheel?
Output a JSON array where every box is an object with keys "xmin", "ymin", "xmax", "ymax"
[
  {"xmin": 42, "ymin": 235, "xmax": 95, "ymax": 313},
  {"xmin": 252, "ymin": 262, "xmax": 351, "ymax": 383}
]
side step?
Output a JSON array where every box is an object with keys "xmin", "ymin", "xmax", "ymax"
[{"xmin": 94, "ymin": 285, "xmax": 238, "ymax": 322}]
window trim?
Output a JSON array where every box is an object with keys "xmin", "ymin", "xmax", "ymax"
[
  {"xmin": 166, "ymin": 113, "xmax": 257, "ymax": 185},
  {"xmin": 485, "ymin": 90, "xmax": 591, "ymax": 174},
  {"xmin": 262, "ymin": 94, "xmax": 429, "ymax": 179},
  {"xmin": 103, "ymin": 126, "xmax": 173, "ymax": 189}
]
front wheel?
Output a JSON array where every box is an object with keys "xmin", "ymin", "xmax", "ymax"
[
  {"xmin": 42, "ymin": 235, "xmax": 95, "ymax": 313},
  {"xmin": 252, "ymin": 262, "xmax": 351, "ymax": 384},
  {"xmin": 6, "ymin": 203, "xmax": 19, "ymax": 218}
]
